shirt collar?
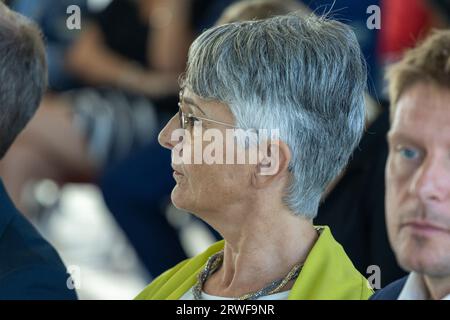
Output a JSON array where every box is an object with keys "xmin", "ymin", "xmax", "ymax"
[{"xmin": 398, "ymin": 272, "xmax": 450, "ymax": 300}]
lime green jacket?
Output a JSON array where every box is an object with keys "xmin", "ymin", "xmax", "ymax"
[{"xmin": 135, "ymin": 226, "xmax": 373, "ymax": 300}]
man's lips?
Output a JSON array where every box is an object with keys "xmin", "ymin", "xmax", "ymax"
[{"xmin": 401, "ymin": 220, "xmax": 449, "ymax": 234}]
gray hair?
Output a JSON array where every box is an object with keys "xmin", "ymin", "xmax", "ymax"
[
  {"xmin": 183, "ymin": 14, "xmax": 367, "ymax": 218},
  {"xmin": 0, "ymin": 3, "xmax": 47, "ymax": 158}
]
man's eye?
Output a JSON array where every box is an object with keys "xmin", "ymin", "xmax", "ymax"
[{"xmin": 398, "ymin": 147, "xmax": 419, "ymax": 160}]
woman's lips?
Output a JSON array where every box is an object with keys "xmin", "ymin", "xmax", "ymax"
[{"xmin": 172, "ymin": 165, "xmax": 184, "ymax": 176}]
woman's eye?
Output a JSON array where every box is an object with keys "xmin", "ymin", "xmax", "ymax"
[{"xmin": 188, "ymin": 115, "xmax": 199, "ymax": 127}]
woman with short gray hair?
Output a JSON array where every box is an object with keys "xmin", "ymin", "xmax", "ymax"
[{"xmin": 136, "ymin": 13, "xmax": 372, "ymax": 300}]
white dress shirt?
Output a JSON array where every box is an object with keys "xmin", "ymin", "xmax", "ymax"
[{"xmin": 398, "ymin": 272, "xmax": 450, "ymax": 300}]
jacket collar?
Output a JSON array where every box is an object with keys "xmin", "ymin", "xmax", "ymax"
[
  {"xmin": 0, "ymin": 179, "xmax": 16, "ymax": 239},
  {"xmin": 149, "ymin": 226, "xmax": 372, "ymax": 300},
  {"xmin": 288, "ymin": 226, "xmax": 372, "ymax": 299}
]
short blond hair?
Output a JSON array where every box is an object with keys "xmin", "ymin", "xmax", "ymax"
[{"xmin": 386, "ymin": 30, "xmax": 450, "ymax": 120}]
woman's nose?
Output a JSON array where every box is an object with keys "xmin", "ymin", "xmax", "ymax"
[{"xmin": 158, "ymin": 114, "xmax": 178, "ymax": 150}]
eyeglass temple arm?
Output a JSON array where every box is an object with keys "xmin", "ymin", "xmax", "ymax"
[{"xmin": 192, "ymin": 115, "xmax": 237, "ymax": 128}]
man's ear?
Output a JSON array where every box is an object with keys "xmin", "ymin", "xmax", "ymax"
[{"xmin": 251, "ymin": 139, "xmax": 291, "ymax": 189}]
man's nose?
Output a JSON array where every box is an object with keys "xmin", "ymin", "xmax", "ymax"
[{"xmin": 410, "ymin": 155, "xmax": 450, "ymax": 204}]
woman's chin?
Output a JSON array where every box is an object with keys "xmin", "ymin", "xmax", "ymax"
[{"xmin": 170, "ymin": 186, "xmax": 190, "ymax": 211}]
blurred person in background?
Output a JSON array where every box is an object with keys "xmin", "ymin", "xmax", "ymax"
[
  {"xmin": 371, "ymin": 30, "xmax": 450, "ymax": 300},
  {"xmin": 377, "ymin": 0, "xmax": 449, "ymax": 98},
  {"xmin": 136, "ymin": 12, "xmax": 373, "ymax": 300},
  {"xmin": 428, "ymin": 0, "xmax": 450, "ymax": 25},
  {"xmin": 0, "ymin": 2, "xmax": 76, "ymax": 300},
  {"xmin": 10, "ymin": 0, "xmax": 88, "ymax": 91},
  {"xmin": 378, "ymin": 0, "xmax": 449, "ymax": 64}
]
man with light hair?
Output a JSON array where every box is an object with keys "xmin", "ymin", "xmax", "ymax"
[{"xmin": 371, "ymin": 30, "xmax": 450, "ymax": 300}]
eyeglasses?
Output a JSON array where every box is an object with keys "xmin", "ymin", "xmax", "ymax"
[
  {"xmin": 178, "ymin": 90, "xmax": 236, "ymax": 130},
  {"xmin": 177, "ymin": 103, "xmax": 237, "ymax": 130}
]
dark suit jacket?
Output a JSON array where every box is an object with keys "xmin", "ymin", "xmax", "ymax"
[
  {"xmin": 0, "ymin": 180, "xmax": 77, "ymax": 300},
  {"xmin": 370, "ymin": 276, "xmax": 408, "ymax": 300}
]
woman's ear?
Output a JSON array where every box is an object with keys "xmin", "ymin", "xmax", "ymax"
[{"xmin": 251, "ymin": 139, "xmax": 291, "ymax": 189}]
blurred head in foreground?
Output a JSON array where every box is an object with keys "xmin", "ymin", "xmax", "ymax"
[{"xmin": 0, "ymin": 2, "xmax": 46, "ymax": 159}]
